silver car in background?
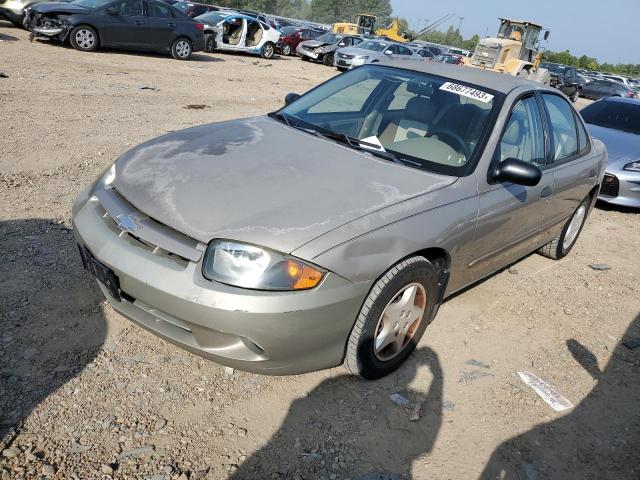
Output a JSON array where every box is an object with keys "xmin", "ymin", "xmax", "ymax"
[
  {"xmin": 334, "ymin": 39, "xmax": 420, "ymax": 70},
  {"xmin": 581, "ymin": 97, "xmax": 640, "ymax": 207},
  {"xmin": 296, "ymin": 32, "xmax": 362, "ymax": 66},
  {"xmin": 73, "ymin": 62, "xmax": 606, "ymax": 380}
]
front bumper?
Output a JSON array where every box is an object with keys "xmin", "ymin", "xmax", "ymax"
[
  {"xmin": 334, "ymin": 56, "xmax": 366, "ymax": 69},
  {"xmin": 598, "ymin": 170, "xmax": 640, "ymax": 208},
  {"xmin": 296, "ymin": 44, "xmax": 320, "ymax": 60},
  {"xmin": 72, "ymin": 191, "xmax": 370, "ymax": 375}
]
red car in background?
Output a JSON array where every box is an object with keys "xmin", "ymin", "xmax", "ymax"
[
  {"xmin": 431, "ymin": 53, "xmax": 465, "ymax": 65},
  {"xmin": 172, "ymin": 1, "xmax": 218, "ymax": 18},
  {"xmin": 277, "ymin": 27, "xmax": 324, "ymax": 56}
]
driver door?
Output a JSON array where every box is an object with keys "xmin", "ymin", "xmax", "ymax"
[{"xmin": 468, "ymin": 94, "xmax": 554, "ymax": 278}]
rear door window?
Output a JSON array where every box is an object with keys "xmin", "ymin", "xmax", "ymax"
[{"xmin": 542, "ymin": 94, "xmax": 578, "ymax": 162}]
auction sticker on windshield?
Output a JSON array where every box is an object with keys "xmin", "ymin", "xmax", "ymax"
[{"xmin": 439, "ymin": 82, "xmax": 494, "ymax": 103}]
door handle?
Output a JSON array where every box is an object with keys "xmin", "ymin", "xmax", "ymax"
[
  {"xmin": 540, "ymin": 186, "xmax": 553, "ymax": 198},
  {"xmin": 167, "ymin": 22, "xmax": 176, "ymax": 27},
  {"xmin": 134, "ymin": 20, "xmax": 143, "ymax": 25}
]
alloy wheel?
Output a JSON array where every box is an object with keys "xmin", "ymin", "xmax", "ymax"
[{"xmin": 373, "ymin": 283, "xmax": 427, "ymax": 361}]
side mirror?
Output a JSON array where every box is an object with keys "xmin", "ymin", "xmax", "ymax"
[
  {"xmin": 490, "ymin": 158, "xmax": 542, "ymax": 186},
  {"xmin": 384, "ymin": 50, "xmax": 392, "ymax": 55},
  {"xmin": 338, "ymin": 42, "xmax": 345, "ymax": 46},
  {"xmin": 284, "ymin": 92, "xmax": 300, "ymax": 105},
  {"xmin": 544, "ymin": 30, "xmax": 550, "ymax": 40},
  {"xmin": 105, "ymin": 6, "xmax": 118, "ymax": 15}
]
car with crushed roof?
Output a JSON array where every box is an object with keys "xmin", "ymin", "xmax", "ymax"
[
  {"xmin": 25, "ymin": 0, "xmax": 205, "ymax": 59},
  {"xmin": 72, "ymin": 61, "xmax": 606, "ymax": 380}
]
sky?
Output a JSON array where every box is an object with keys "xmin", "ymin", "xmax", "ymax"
[{"xmin": 390, "ymin": 0, "xmax": 640, "ymax": 65}]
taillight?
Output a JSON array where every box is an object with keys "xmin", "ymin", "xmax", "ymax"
[
  {"xmin": 195, "ymin": 22, "xmax": 204, "ymax": 31},
  {"xmin": 627, "ymin": 91, "xmax": 635, "ymax": 98}
]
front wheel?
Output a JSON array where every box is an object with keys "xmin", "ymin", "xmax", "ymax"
[
  {"xmin": 260, "ymin": 42, "xmax": 275, "ymax": 59},
  {"xmin": 345, "ymin": 256, "xmax": 444, "ymax": 379},
  {"xmin": 322, "ymin": 53, "xmax": 334, "ymax": 66},
  {"xmin": 70, "ymin": 25, "xmax": 98, "ymax": 52},
  {"xmin": 171, "ymin": 37, "xmax": 192, "ymax": 60},
  {"xmin": 281, "ymin": 43, "xmax": 292, "ymax": 56},
  {"xmin": 538, "ymin": 196, "xmax": 590, "ymax": 260}
]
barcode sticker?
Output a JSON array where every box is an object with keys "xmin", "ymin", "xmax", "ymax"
[{"xmin": 439, "ymin": 82, "xmax": 494, "ymax": 103}]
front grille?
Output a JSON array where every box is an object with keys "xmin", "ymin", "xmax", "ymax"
[
  {"xmin": 600, "ymin": 174, "xmax": 619, "ymax": 197},
  {"xmin": 471, "ymin": 44, "xmax": 498, "ymax": 68}
]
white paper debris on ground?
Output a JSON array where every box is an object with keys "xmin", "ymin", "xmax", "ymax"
[{"xmin": 517, "ymin": 371, "xmax": 574, "ymax": 412}]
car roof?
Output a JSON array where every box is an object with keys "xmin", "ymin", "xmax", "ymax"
[{"xmin": 375, "ymin": 61, "xmax": 555, "ymax": 95}]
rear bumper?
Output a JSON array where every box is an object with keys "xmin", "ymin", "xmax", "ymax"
[
  {"xmin": 598, "ymin": 171, "xmax": 640, "ymax": 208},
  {"xmin": 192, "ymin": 35, "xmax": 204, "ymax": 52},
  {"xmin": 72, "ymin": 191, "xmax": 370, "ymax": 375},
  {"xmin": 0, "ymin": 6, "xmax": 22, "ymax": 24}
]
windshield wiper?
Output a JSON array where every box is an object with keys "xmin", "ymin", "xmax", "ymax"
[
  {"xmin": 308, "ymin": 130, "xmax": 407, "ymax": 166},
  {"xmin": 268, "ymin": 111, "xmax": 292, "ymax": 127}
]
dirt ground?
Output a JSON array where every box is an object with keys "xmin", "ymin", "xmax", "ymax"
[{"xmin": 1, "ymin": 23, "xmax": 639, "ymax": 480}]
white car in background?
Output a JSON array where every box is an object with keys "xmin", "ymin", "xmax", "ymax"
[
  {"xmin": 334, "ymin": 39, "xmax": 420, "ymax": 71},
  {"xmin": 197, "ymin": 11, "xmax": 280, "ymax": 59}
]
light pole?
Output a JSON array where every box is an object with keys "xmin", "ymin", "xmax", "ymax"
[{"xmin": 458, "ymin": 16, "xmax": 464, "ymax": 33}]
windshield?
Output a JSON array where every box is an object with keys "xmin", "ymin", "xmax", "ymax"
[
  {"xmin": 581, "ymin": 100, "xmax": 640, "ymax": 135},
  {"xmin": 71, "ymin": 0, "xmax": 111, "ymax": 7},
  {"xmin": 278, "ymin": 65, "xmax": 500, "ymax": 175},
  {"xmin": 316, "ymin": 33, "xmax": 340, "ymax": 43},
  {"xmin": 358, "ymin": 41, "xmax": 388, "ymax": 52},
  {"xmin": 196, "ymin": 11, "xmax": 227, "ymax": 24}
]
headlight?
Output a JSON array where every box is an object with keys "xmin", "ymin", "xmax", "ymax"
[
  {"xmin": 202, "ymin": 240, "xmax": 325, "ymax": 291},
  {"xmin": 91, "ymin": 163, "xmax": 116, "ymax": 195},
  {"xmin": 316, "ymin": 47, "xmax": 326, "ymax": 53},
  {"xmin": 624, "ymin": 161, "xmax": 640, "ymax": 172}
]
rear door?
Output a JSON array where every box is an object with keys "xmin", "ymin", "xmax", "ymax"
[
  {"xmin": 143, "ymin": 0, "xmax": 177, "ymax": 49},
  {"xmin": 540, "ymin": 92, "xmax": 596, "ymax": 231},
  {"xmin": 100, "ymin": 0, "xmax": 146, "ymax": 47}
]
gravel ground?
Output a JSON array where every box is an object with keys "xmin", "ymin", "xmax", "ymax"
[{"xmin": 1, "ymin": 23, "xmax": 639, "ymax": 480}]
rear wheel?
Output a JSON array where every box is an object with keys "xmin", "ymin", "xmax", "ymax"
[
  {"xmin": 204, "ymin": 33, "xmax": 216, "ymax": 53},
  {"xmin": 322, "ymin": 53, "xmax": 334, "ymax": 66},
  {"xmin": 69, "ymin": 25, "xmax": 98, "ymax": 52},
  {"xmin": 570, "ymin": 88, "xmax": 580, "ymax": 102},
  {"xmin": 171, "ymin": 37, "xmax": 192, "ymax": 60},
  {"xmin": 281, "ymin": 43, "xmax": 292, "ymax": 56},
  {"xmin": 261, "ymin": 42, "xmax": 275, "ymax": 59},
  {"xmin": 538, "ymin": 195, "xmax": 590, "ymax": 260},
  {"xmin": 344, "ymin": 256, "xmax": 444, "ymax": 379}
]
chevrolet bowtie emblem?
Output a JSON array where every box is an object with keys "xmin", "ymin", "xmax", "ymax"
[{"xmin": 114, "ymin": 213, "xmax": 139, "ymax": 232}]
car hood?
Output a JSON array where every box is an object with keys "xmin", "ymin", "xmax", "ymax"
[
  {"xmin": 299, "ymin": 39, "xmax": 330, "ymax": 48},
  {"xmin": 113, "ymin": 116, "xmax": 456, "ymax": 253},
  {"xmin": 586, "ymin": 124, "xmax": 640, "ymax": 166},
  {"xmin": 30, "ymin": 2, "xmax": 90, "ymax": 14},
  {"xmin": 337, "ymin": 46, "xmax": 381, "ymax": 57}
]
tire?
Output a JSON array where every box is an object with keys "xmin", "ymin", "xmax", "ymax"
[
  {"xmin": 322, "ymin": 53, "xmax": 334, "ymax": 66},
  {"xmin": 538, "ymin": 195, "xmax": 591, "ymax": 260},
  {"xmin": 260, "ymin": 41, "xmax": 275, "ymax": 59},
  {"xmin": 171, "ymin": 37, "xmax": 192, "ymax": 60},
  {"xmin": 570, "ymin": 88, "xmax": 580, "ymax": 103},
  {"xmin": 344, "ymin": 256, "xmax": 444, "ymax": 380},
  {"xmin": 204, "ymin": 33, "xmax": 216, "ymax": 53},
  {"xmin": 281, "ymin": 43, "xmax": 292, "ymax": 56},
  {"xmin": 69, "ymin": 25, "xmax": 98, "ymax": 52},
  {"xmin": 300, "ymin": 55, "xmax": 310, "ymax": 61}
]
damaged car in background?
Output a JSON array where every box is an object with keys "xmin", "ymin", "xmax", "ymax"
[
  {"xmin": 198, "ymin": 12, "xmax": 279, "ymax": 58},
  {"xmin": 296, "ymin": 32, "xmax": 362, "ymax": 66},
  {"xmin": 25, "ymin": 0, "xmax": 205, "ymax": 60}
]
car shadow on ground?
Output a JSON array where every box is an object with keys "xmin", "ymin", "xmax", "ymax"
[
  {"xmin": 230, "ymin": 347, "xmax": 443, "ymax": 479},
  {"xmin": 595, "ymin": 200, "xmax": 639, "ymax": 215},
  {"xmin": 480, "ymin": 313, "xmax": 640, "ymax": 479},
  {"xmin": 0, "ymin": 31, "xmax": 19, "ymax": 41},
  {"xmin": 0, "ymin": 219, "xmax": 106, "ymax": 443}
]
